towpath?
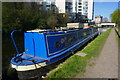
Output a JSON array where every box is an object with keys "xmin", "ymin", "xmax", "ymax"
[{"xmin": 75, "ymin": 28, "xmax": 118, "ymax": 78}]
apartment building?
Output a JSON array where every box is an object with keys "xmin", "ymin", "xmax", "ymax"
[
  {"xmin": 38, "ymin": 0, "xmax": 94, "ymax": 21},
  {"xmin": 77, "ymin": 0, "xmax": 94, "ymax": 20},
  {"xmin": 95, "ymin": 15, "xmax": 103, "ymax": 24},
  {"xmin": 55, "ymin": 0, "xmax": 66, "ymax": 13},
  {"xmin": 38, "ymin": 0, "xmax": 55, "ymax": 10},
  {"xmin": 57, "ymin": 0, "xmax": 94, "ymax": 21}
]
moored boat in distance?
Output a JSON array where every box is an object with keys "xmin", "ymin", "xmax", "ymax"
[{"xmin": 10, "ymin": 27, "xmax": 98, "ymax": 79}]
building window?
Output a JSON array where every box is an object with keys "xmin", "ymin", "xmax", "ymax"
[
  {"xmin": 46, "ymin": 5, "xmax": 50, "ymax": 7},
  {"xmin": 79, "ymin": 3, "xmax": 82, "ymax": 5},
  {"xmin": 78, "ymin": 12, "xmax": 81, "ymax": 15},
  {"xmin": 78, "ymin": 9, "xmax": 82, "ymax": 11},
  {"xmin": 78, "ymin": 6, "xmax": 82, "ymax": 8},
  {"xmin": 85, "ymin": 4, "xmax": 88, "ymax": 6},
  {"xmin": 66, "ymin": 2, "xmax": 72, "ymax": 6},
  {"xmin": 83, "ymin": 7, "xmax": 88, "ymax": 9},
  {"xmin": 69, "ymin": 2, "xmax": 72, "ymax": 5}
]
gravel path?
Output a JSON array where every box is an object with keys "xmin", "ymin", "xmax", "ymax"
[{"xmin": 75, "ymin": 29, "xmax": 118, "ymax": 78}]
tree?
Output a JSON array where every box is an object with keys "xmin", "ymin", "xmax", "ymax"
[
  {"xmin": 2, "ymin": 2, "xmax": 70, "ymax": 33},
  {"xmin": 111, "ymin": 9, "xmax": 120, "ymax": 26},
  {"xmin": 47, "ymin": 16, "xmax": 57, "ymax": 29},
  {"xmin": 2, "ymin": 2, "xmax": 40, "ymax": 32},
  {"xmin": 2, "ymin": 3, "xmax": 20, "ymax": 32},
  {"xmin": 37, "ymin": 4, "xmax": 58, "ymax": 29},
  {"xmin": 57, "ymin": 13, "xmax": 70, "ymax": 27}
]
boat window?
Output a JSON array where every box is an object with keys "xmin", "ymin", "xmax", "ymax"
[{"xmin": 56, "ymin": 42, "xmax": 60, "ymax": 48}]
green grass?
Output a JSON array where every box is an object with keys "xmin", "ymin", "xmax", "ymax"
[
  {"xmin": 46, "ymin": 29, "xmax": 111, "ymax": 79},
  {"xmin": 117, "ymin": 26, "xmax": 120, "ymax": 31},
  {"xmin": 115, "ymin": 27, "xmax": 120, "ymax": 44}
]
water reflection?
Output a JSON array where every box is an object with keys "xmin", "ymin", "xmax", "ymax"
[{"xmin": 2, "ymin": 32, "xmax": 24, "ymax": 80}]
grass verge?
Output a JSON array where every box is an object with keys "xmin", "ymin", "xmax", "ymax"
[
  {"xmin": 115, "ymin": 28, "xmax": 120, "ymax": 49},
  {"xmin": 117, "ymin": 26, "xmax": 120, "ymax": 31},
  {"xmin": 46, "ymin": 29, "xmax": 111, "ymax": 79}
]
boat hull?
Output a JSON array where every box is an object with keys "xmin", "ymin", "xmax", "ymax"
[{"xmin": 10, "ymin": 28, "xmax": 98, "ymax": 79}]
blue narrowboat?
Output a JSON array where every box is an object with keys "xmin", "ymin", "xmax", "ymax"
[{"xmin": 10, "ymin": 27, "xmax": 98, "ymax": 79}]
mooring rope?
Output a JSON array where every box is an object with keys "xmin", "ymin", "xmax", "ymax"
[{"xmin": 23, "ymin": 53, "xmax": 49, "ymax": 61}]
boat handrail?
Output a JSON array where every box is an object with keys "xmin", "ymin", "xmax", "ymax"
[{"xmin": 11, "ymin": 30, "xmax": 20, "ymax": 54}]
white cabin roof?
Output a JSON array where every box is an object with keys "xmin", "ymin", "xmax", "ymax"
[{"xmin": 26, "ymin": 29, "xmax": 47, "ymax": 32}]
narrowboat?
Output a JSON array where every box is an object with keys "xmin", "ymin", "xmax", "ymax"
[{"xmin": 10, "ymin": 27, "xmax": 98, "ymax": 79}]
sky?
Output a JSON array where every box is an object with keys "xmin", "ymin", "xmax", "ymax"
[
  {"xmin": 94, "ymin": 0, "xmax": 120, "ymax": 2},
  {"xmin": 94, "ymin": 1, "xmax": 119, "ymax": 21}
]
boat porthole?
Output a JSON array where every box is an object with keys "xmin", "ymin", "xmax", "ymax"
[{"xmin": 56, "ymin": 41, "xmax": 60, "ymax": 48}]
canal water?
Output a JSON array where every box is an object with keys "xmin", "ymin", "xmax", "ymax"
[{"xmin": 2, "ymin": 32, "xmax": 24, "ymax": 80}]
